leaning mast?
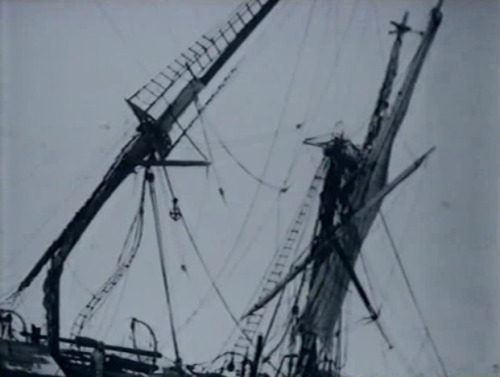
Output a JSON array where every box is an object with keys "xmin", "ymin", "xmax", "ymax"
[
  {"xmin": 236, "ymin": 3, "xmax": 443, "ymax": 376},
  {"xmin": 296, "ymin": 3, "xmax": 443, "ymax": 376},
  {"xmin": 9, "ymin": 0, "xmax": 281, "ymax": 355}
]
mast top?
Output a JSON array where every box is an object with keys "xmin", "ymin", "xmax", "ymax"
[
  {"xmin": 303, "ymin": 133, "xmax": 362, "ymax": 163},
  {"xmin": 389, "ymin": 12, "xmax": 411, "ymax": 36}
]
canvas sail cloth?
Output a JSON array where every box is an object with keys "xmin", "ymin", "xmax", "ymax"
[
  {"xmin": 297, "ymin": 144, "xmax": 380, "ymax": 355},
  {"xmin": 297, "ymin": 4, "xmax": 443, "ymax": 354}
]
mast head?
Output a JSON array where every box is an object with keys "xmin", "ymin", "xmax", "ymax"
[
  {"xmin": 389, "ymin": 12, "xmax": 411, "ymax": 36},
  {"xmin": 304, "ymin": 133, "xmax": 363, "ymax": 167},
  {"xmin": 304, "ymin": 132, "xmax": 352, "ymax": 152},
  {"xmin": 322, "ymin": 133, "xmax": 348, "ymax": 154},
  {"xmin": 303, "ymin": 132, "xmax": 345, "ymax": 148},
  {"xmin": 431, "ymin": 0, "xmax": 444, "ymax": 23}
]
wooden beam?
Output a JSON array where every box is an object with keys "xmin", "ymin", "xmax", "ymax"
[
  {"xmin": 20, "ymin": 332, "xmax": 162, "ymax": 358},
  {"xmin": 140, "ymin": 160, "xmax": 211, "ymax": 167}
]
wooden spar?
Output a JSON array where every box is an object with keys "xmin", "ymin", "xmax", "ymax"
[
  {"xmin": 140, "ymin": 160, "xmax": 211, "ymax": 167},
  {"xmin": 243, "ymin": 147, "xmax": 435, "ymax": 318},
  {"xmin": 17, "ymin": 0, "xmax": 281, "ymax": 296},
  {"xmin": 9, "ymin": 0, "xmax": 281, "ymax": 355},
  {"xmin": 366, "ymin": 1, "xmax": 442, "ymax": 169},
  {"xmin": 294, "ymin": 3, "xmax": 443, "ymax": 370},
  {"xmin": 363, "ymin": 12, "xmax": 407, "ymax": 149},
  {"xmin": 70, "ymin": 337, "xmax": 162, "ymax": 358},
  {"xmin": 250, "ymin": 335, "xmax": 264, "ymax": 377},
  {"xmin": 18, "ymin": 333, "xmax": 162, "ymax": 358},
  {"xmin": 146, "ymin": 171, "xmax": 181, "ymax": 365}
]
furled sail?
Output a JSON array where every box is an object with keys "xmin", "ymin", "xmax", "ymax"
[{"xmin": 299, "ymin": 2, "xmax": 443, "ymax": 358}]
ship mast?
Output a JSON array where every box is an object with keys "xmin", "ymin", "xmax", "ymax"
[
  {"xmin": 237, "ymin": 3, "xmax": 442, "ymax": 376},
  {"xmin": 9, "ymin": 0, "xmax": 281, "ymax": 356},
  {"xmin": 293, "ymin": 13, "xmax": 412, "ymax": 376},
  {"xmin": 295, "ymin": 4, "xmax": 443, "ymax": 376}
]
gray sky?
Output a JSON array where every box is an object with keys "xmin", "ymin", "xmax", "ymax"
[{"xmin": 1, "ymin": 0, "xmax": 499, "ymax": 376}]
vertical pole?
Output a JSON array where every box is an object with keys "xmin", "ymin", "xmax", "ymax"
[
  {"xmin": 250, "ymin": 335, "xmax": 264, "ymax": 377},
  {"xmin": 336, "ymin": 312, "xmax": 342, "ymax": 374},
  {"xmin": 44, "ymin": 256, "xmax": 62, "ymax": 356},
  {"xmin": 146, "ymin": 170, "xmax": 182, "ymax": 368},
  {"xmin": 287, "ymin": 355, "xmax": 294, "ymax": 377}
]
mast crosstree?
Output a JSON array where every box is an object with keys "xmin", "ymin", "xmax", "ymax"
[{"xmin": 7, "ymin": 0, "xmax": 281, "ymax": 355}]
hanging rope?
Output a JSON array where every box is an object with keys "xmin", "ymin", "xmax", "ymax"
[
  {"xmin": 92, "ymin": 0, "xmax": 150, "ymax": 76},
  {"xmin": 177, "ymin": 202, "xmax": 276, "ymax": 334},
  {"xmin": 0, "ymin": 123, "xmax": 134, "ymax": 304},
  {"xmin": 205, "ymin": 119, "xmax": 287, "ymax": 192},
  {"xmin": 158, "ymin": 166, "xmax": 252, "ymax": 345},
  {"xmin": 195, "ymin": 93, "xmax": 286, "ymax": 193},
  {"xmin": 379, "ymin": 211, "xmax": 449, "ymax": 377},
  {"xmin": 164, "ymin": 64, "xmax": 240, "ymax": 170},
  {"xmin": 147, "ymin": 170, "xmax": 182, "ymax": 365},
  {"xmin": 70, "ymin": 174, "xmax": 147, "ymax": 339},
  {"xmin": 199, "ymin": 112, "xmax": 226, "ymax": 204},
  {"xmin": 211, "ymin": 0, "xmax": 318, "ymax": 299},
  {"xmin": 359, "ymin": 250, "xmax": 379, "ymax": 308},
  {"xmin": 101, "ymin": 272, "xmax": 130, "ymax": 340},
  {"xmin": 310, "ymin": 0, "xmax": 359, "ymax": 122}
]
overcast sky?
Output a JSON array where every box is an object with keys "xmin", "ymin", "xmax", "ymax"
[{"xmin": 1, "ymin": 0, "xmax": 499, "ymax": 376}]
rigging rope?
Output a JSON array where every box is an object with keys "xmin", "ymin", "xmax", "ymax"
[
  {"xmin": 283, "ymin": 220, "xmax": 394, "ymax": 351},
  {"xmin": 164, "ymin": 4, "xmax": 315, "ymax": 338},
  {"xmin": 181, "ymin": 209, "xmax": 254, "ymax": 344},
  {"xmin": 178, "ymin": 60, "xmax": 304, "ymax": 331},
  {"xmin": 168, "ymin": 106, "xmax": 209, "ymax": 162},
  {"xmin": 165, "ymin": 64, "xmax": 240, "ymax": 161},
  {"xmin": 0, "ymin": 124, "xmax": 134, "ymax": 296},
  {"xmin": 101, "ymin": 272, "xmax": 130, "ymax": 340},
  {"xmin": 204, "ymin": 118, "xmax": 287, "ymax": 192},
  {"xmin": 278, "ymin": 0, "xmax": 325, "ymax": 192},
  {"xmin": 263, "ymin": 269, "xmax": 308, "ymax": 363},
  {"xmin": 211, "ymin": 0, "xmax": 318, "ymax": 295},
  {"xmin": 177, "ymin": 201, "xmax": 276, "ymax": 334},
  {"xmin": 155, "ymin": 173, "xmax": 189, "ymax": 270},
  {"xmin": 379, "ymin": 211, "xmax": 449, "ymax": 377},
  {"xmin": 158, "ymin": 167, "xmax": 253, "ymax": 345},
  {"xmin": 213, "ymin": 163, "xmax": 325, "ymax": 361},
  {"xmin": 263, "ymin": 285, "xmax": 286, "ymax": 345},
  {"xmin": 148, "ymin": 170, "xmax": 182, "ymax": 364},
  {"xmin": 195, "ymin": 96, "xmax": 285, "ymax": 195},
  {"xmin": 66, "ymin": 261, "xmax": 93, "ymax": 296},
  {"xmin": 93, "ymin": 0, "xmax": 149, "ymax": 76},
  {"xmin": 70, "ymin": 174, "xmax": 147, "ymax": 338},
  {"xmin": 310, "ymin": 0, "xmax": 358, "ymax": 122},
  {"xmin": 371, "ymin": 1, "xmax": 388, "ymax": 64},
  {"xmin": 359, "ymin": 250, "xmax": 379, "ymax": 306},
  {"xmin": 303, "ymin": 0, "xmax": 332, "ymax": 123},
  {"xmin": 341, "ymin": 291, "xmax": 350, "ymax": 369},
  {"xmin": 199, "ymin": 112, "xmax": 226, "ymax": 204}
]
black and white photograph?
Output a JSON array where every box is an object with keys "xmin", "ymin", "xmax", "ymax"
[{"xmin": 0, "ymin": 0, "xmax": 499, "ymax": 376}]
